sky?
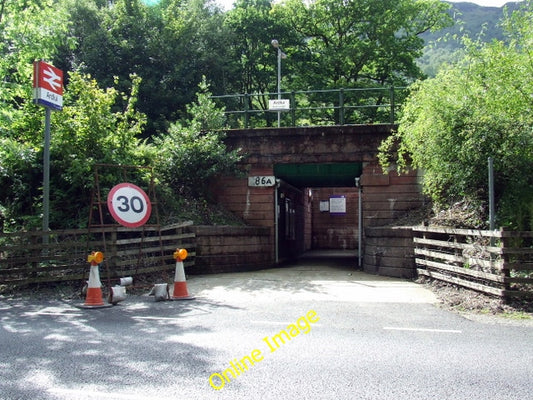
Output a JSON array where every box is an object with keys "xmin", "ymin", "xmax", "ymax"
[{"xmin": 216, "ymin": 0, "xmax": 520, "ymax": 11}]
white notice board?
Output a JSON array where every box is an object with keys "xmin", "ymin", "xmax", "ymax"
[{"xmin": 329, "ymin": 195, "xmax": 346, "ymax": 215}]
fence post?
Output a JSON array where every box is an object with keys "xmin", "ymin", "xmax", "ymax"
[
  {"xmin": 244, "ymin": 93, "xmax": 250, "ymax": 128},
  {"xmin": 110, "ymin": 229, "xmax": 117, "ymax": 270},
  {"xmin": 290, "ymin": 91, "xmax": 296, "ymax": 127},
  {"xmin": 499, "ymin": 228, "xmax": 512, "ymax": 297},
  {"xmin": 338, "ymin": 88, "xmax": 345, "ymax": 125},
  {"xmin": 389, "ymin": 85, "xmax": 395, "ymax": 124},
  {"xmin": 31, "ymin": 233, "xmax": 40, "ymax": 279}
]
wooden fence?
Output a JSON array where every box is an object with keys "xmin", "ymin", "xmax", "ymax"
[
  {"xmin": 0, "ymin": 221, "xmax": 195, "ymax": 287},
  {"xmin": 414, "ymin": 227, "xmax": 533, "ymax": 299}
]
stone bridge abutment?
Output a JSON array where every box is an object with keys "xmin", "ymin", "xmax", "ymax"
[{"xmin": 209, "ymin": 124, "xmax": 424, "ymax": 275}]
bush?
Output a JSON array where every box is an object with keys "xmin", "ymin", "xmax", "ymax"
[{"xmin": 379, "ymin": 2, "xmax": 533, "ymax": 230}]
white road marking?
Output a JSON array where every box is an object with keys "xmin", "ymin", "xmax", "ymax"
[
  {"xmin": 251, "ymin": 320, "xmax": 322, "ymax": 327},
  {"xmin": 49, "ymin": 388, "xmax": 150, "ymax": 400},
  {"xmin": 132, "ymin": 316, "xmax": 182, "ymax": 322},
  {"xmin": 383, "ymin": 327, "xmax": 462, "ymax": 333}
]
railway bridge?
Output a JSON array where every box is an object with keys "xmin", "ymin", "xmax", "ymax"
[{"xmin": 210, "ymin": 124, "xmax": 424, "ymax": 268}]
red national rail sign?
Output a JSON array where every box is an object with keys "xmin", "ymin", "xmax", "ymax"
[{"xmin": 33, "ymin": 60, "xmax": 63, "ymax": 111}]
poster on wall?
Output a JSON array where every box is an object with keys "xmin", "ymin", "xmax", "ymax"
[{"xmin": 329, "ymin": 195, "xmax": 346, "ymax": 215}]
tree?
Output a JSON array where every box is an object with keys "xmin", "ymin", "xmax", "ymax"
[
  {"xmin": 154, "ymin": 78, "xmax": 242, "ymax": 199},
  {"xmin": 266, "ymin": 0, "xmax": 452, "ymax": 124},
  {"xmin": 0, "ymin": 0, "xmax": 73, "ymax": 141},
  {"xmin": 224, "ymin": 0, "xmax": 295, "ymax": 94},
  {"xmin": 51, "ymin": 72, "xmax": 150, "ymax": 228},
  {"xmin": 153, "ymin": 0, "xmax": 233, "ymax": 128},
  {"xmin": 60, "ymin": 0, "xmax": 234, "ymax": 136},
  {"xmin": 379, "ymin": 1, "xmax": 533, "ymax": 230},
  {"xmin": 59, "ymin": 0, "xmax": 160, "ymax": 131},
  {"xmin": 274, "ymin": 0, "xmax": 452, "ymax": 88},
  {"xmin": 0, "ymin": 0, "xmax": 74, "ymax": 229},
  {"xmin": 0, "ymin": 66, "xmax": 151, "ymax": 230}
]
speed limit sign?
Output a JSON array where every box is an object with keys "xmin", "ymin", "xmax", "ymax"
[{"xmin": 107, "ymin": 183, "xmax": 152, "ymax": 228}]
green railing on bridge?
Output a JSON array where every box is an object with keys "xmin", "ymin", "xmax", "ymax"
[{"xmin": 211, "ymin": 86, "xmax": 408, "ymax": 129}]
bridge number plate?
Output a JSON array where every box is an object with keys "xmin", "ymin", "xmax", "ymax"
[
  {"xmin": 107, "ymin": 183, "xmax": 152, "ymax": 228},
  {"xmin": 248, "ymin": 176, "xmax": 276, "ymax": 187}
]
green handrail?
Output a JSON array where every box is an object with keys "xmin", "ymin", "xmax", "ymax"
[{"xmin": 211, "ymin": 86, "xmax": 408, "ymax": 128}]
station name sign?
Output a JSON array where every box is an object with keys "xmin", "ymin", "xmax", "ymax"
[
  {"xmin": 33, "ymin": 60, "xmax": 63, "ymax": 111},
  {"xmin": 268, "ymin": 99, "xmax": 290, "ymax": 111}
]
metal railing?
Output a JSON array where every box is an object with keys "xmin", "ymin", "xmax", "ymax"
[{"xmin": 211, "ymin": 86, "xmax": 408, "ymax": 129}]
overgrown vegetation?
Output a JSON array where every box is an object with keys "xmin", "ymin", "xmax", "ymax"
[
  {"xmin": 1, "ymin": 0, "xmax": 531, "ymax": 231},
  {"xmin": 153, "ymin": 78, "xmax": 242, "ymax": 200},
  {"xmin": 1, "ymin": 0, "xmax": 453, "ymax": 231},
  {"xmin": 379, "ymin": 0, "xmax": 533, "ymax": 231},
  {"xmin": 418, "ymin": 1, "xmax": 522, "ymax": 77}
]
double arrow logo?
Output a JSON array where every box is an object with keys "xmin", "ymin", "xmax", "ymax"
[
  {"xmin": 43, "ymin": 66, "xmax": 62, "ymax": 91},
  {"xmin": 33, "ymin": 60, "xmax": 63, "ymax": 110}
]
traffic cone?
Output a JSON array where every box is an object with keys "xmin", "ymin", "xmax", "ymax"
[
  {"xmin": 79, "ymin": 251, "xmax": 112, "ymax": 309},
  {"xmin": 170, "ymin": 248, "xmax": 194, "ymax": 300}
]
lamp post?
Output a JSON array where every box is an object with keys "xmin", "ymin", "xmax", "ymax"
[{"xmin": 271, "ymin": 39, "xmax": 286, "ymax": 127}]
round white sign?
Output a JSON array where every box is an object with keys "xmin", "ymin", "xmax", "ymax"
[{"xmin": 107, "ymin": 183, "xmax": 152, "ymax": 228}]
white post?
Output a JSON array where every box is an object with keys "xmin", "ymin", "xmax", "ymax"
[
  {"xmin": 272, "ymin": 39, "xmax": 286, "ymax": 128},
  {"xmin": 277, "ymin": 47, "xmax": 281, "ymax": 127}
]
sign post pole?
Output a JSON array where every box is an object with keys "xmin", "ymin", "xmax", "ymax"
[
  {"xmin": 43, "ymin": 108, "xmax": 51, "ymax": 243},
  {"xmin": 33, "ymin": 60, "xmax": 63, "ymax": 243}
]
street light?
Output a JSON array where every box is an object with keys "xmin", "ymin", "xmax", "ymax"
[{"xmin": 271, "ymin": 39, "xmax": 286, "ymax": 127}]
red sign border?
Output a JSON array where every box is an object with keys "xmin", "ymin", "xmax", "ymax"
[
  {"xmin": 33, "ymin": 60, "xmax": 63, "ymax": 95},
  {"xmin": 107, "ymin": 182, "xmax": 152, "ymax": 228},
  {"xmin": 33, "ymin": 60, "xmax": 64, "ymax": 110}
]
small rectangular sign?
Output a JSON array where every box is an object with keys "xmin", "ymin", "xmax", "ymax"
[
  {"xmin": 33, "ymin": 60, "xmax": 63, "ymax": 111},
  {"xmin": 248, "ymin": 176, "xmax": 276, "ymax": 187},
  {"xmin": 329, "ymin": 195, "xmax": 346, "ymax": 215},
  {"xmin": 268, "ymin": 99, "xmax": 290, "ymax": 111}
]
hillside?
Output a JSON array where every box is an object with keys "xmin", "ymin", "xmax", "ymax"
[{"xmin": 419, "ymin": 1, "xmax": 523, "ymax": 76}]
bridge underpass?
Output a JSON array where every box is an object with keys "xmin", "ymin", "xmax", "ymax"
[
  {"xmin": 211, "ymin": 124, "xmax": 424, "ymax": 268},
  {"xmin": 273, "ymin": 162, "xmax": 363, "ymax": 264}
]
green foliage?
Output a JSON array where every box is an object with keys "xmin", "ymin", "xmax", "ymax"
[
  {"xmin": 0, "ymin": 69, "xmax": 152, "ymax": 230},
  {"xmin": 154, "ymin": 78, "xmax": 242, "ymax": 198},
  {"xmin": 61, "ymin": 0, "xmax": 233, "ymax": 136},
  {"xmin": 379, "ymin": 1, "xmax": 533, "ymax": 230},
  {"xmin": 0, "ymin": 0, "xmax": 73, "ymax": 140},
  {"xmin": 224, "ymin": 0, "xmax": 294, "ymax": 94},
  {"xmin": 419, "ymin": 2, "xmax": 522, "ymax": 77},
  {"xmin": 0, "ymin": 138, "xmax": 41, "ymax": 230},
  {"xmin": 0, "ymin": 0, "xmax": 463, "ymax": 230},
  {"xmin": 0, "ymin": 0, "xmax": 73, "ymax": 230},
  {"xmin": 275, "ymin": 0, "xmax": 452, "ymax": 88},
  {"xmin": 49, "ymin": 71, "xmax": 151, "ymax": 228}
]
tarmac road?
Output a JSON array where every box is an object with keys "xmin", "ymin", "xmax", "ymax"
[{"xmin": 0, "ymin": 256, "xmax": 532, "ymax": 400}]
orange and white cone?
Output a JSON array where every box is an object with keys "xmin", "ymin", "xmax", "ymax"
[
  {"xmin": 80, "ymin": 251, "xmax": 111, "ymax": 309},
  {"xmin": 170, "ymin": 248, "xmax": 194, "ymax": 300}
]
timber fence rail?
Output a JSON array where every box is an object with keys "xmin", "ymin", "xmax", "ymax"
[
  {"xmin": 413, "ymin": 226, "xmax": 533, "ymax": 300},
  {"xmin": 0, "ymin": 221, "xmax": 196, "ymax": 287}
]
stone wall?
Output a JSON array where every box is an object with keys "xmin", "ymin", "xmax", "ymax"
[
  {"xmin": 186, "ymin": 224, "xmax": 418, "ymax": 279},
  {"xmin": 311, "ymin": 187, "xmax": 359, "ymax": 249},
  {"xmin": 361, "ymin": 161, "xmax": 424, "ymax": 227},
  {"xmin": 212, "ymin": 125, "xmax": 424, "ymax": 253},
  {"xmin": 188, "ymin": 225, "xmax": 273, "ymax": 274},
  {"xmin": 363, "ymin": 226, "xmax": 415, "ymax": 278}
]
